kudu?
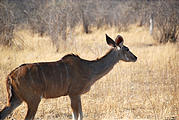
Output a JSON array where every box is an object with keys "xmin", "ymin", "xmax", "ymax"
[{"xmin": 0, "ymin": 34, "xmax": 137, "ymax": 120}]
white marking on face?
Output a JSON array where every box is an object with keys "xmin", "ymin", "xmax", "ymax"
[
  {"xmin": 125, "ymin": 54, "xmax": 129, "ymax": 61},
  {"xmin": 117, "ymin": 46, "xmax": 120, "ymax": 50}
]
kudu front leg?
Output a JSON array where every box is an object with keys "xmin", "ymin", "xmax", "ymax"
[
  {"xmin": 24, "ymin": 97, "xmax": 41, "ymax": 120},
  {"xmin": 69, "ymin": 95, "xmax": 83, "ymax": 120}
]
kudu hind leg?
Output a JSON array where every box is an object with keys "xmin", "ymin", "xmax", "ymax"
[
  {"xmin": 70, "ymin": 95, "xmax": 83, "ymax": 120},
  {"xmin": 0, "ymin": 93, "xmax": 22, "ymax": 119},
  {"xmin": 24, "ymin": 97, "xmax": 40, "ymax": 120}
]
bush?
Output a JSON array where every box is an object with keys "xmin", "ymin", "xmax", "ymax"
[
  {"xmin": 0, "ymin": 2, "xmax": 15, "ymax": 46},
  {"xmin": 153, "ymin": 1, "xmax": 179, "ymax": 43},
  {"xmin": 1, "ymin": 0, "xmax": 178, "ymax": 48}
]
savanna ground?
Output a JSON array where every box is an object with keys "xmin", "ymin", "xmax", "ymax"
[{"xmin": 0, "ymin": 25, "xmax": 178, "ymax": 120}]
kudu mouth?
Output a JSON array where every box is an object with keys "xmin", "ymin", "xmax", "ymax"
[
  {"xmin": 130, "ymin": 53, "xmax": 137, "ymax": 62},
  {"xmin": 132, "ymin": 55, "xmax": 137, "ymax": 62},
  {"xmin": 125, "ymin": 51, "xmax": 137, "ymax": 62}
]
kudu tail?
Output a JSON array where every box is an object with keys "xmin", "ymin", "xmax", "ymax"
[
  {"xmin": 6, "ymin": 77, "xmax": 13, "ymax": 105},
  {"xmin": 0, "ymin": 77, "xmax": 22, "ymax": 119}
]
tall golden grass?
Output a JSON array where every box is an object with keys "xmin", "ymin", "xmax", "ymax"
[{"xmin": 0, "ymin": 25, "xmax": 178, "ymax": 120}]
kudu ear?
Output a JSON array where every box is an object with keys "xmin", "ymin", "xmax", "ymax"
[
  {"xmin": 115, "ymin": 35, "xmax": 124, "ymax": 47},
  {"xmin": 106, "ymin": 34, "xmax": 116, "ymax": 47}
]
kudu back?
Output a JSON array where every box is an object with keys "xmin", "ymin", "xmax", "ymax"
[{"xmin": 0, "ymin": 34, "xmax": 137, "ymax": 120}]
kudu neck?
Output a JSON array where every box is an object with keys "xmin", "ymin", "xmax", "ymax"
[{"xmin": 90, "ymin": 48, "xmax": 119, "ymax": 81}]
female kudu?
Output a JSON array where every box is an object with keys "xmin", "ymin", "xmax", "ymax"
[{"xmin": 0, "ymin": 34, "xmax": 137, "ymax": 120}]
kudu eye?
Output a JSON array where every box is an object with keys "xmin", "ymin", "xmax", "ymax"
[
  {"xmin": 126, "ymin": 48, "xmax": 129, "ymax": 51},
  {"xmin": 122, "ymin": 46, "xmax": 129, "ymax": 52}
]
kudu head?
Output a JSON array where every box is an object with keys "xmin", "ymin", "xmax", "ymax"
[{"xmin": 106, "ymin": 34, "xmax": 137, "ymax": 62}]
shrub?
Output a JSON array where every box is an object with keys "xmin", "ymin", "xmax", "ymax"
[
  {"xmin": 0, "ymin": 2, "xmax": 15, "ymax": 46},
  {"xmin": 153, "ymin": 1, "xmax": 179, "ymax": 43}
]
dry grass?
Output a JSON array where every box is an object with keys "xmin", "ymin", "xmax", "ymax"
[{"xmin": 0, "ymin": 25, "xmax": 178, "ymax": 120}]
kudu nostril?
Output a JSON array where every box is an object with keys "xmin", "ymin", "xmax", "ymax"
[{"xmin": 134, "ymin": 56, "xmax": 137, "ymax": 62}]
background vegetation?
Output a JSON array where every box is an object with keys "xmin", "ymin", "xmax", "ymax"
[
  {"xmin": 0, "ymin": 0, "xmax": 179, "ymax": 120},
  {"xmin": 0, "ymin": 0, "xmax": 178, "ymax": 49}
]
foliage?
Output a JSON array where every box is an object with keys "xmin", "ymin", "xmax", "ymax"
[
  {"xmin": 153, "ymin": 1, "xmax": 179, "ymax": 43},
  {"xmin": 0, "ymin": 1, "xmax": 15, "ymax": 46},
  {"xmin": 0, "ymin": 0, "xmax": 179, "ymax": 49}
]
